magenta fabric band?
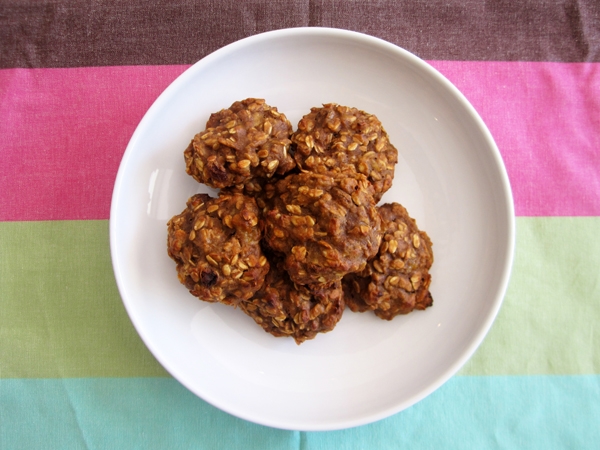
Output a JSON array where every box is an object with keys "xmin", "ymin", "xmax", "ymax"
[
  {"xmin": 0, "ymin": 65, "xmax": 187, "ymax": 221},
  {"xmin": 1, "ymin": 61, "xmax": 599, "ymax": 221},
  {"xmin": 431, "ymin": 60, "xmax": 600, "ymax": 217}
]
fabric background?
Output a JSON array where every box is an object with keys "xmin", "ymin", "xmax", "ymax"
[{"xmin": 1, "ymin": 1, "xmax": 599, "ymax": 448}]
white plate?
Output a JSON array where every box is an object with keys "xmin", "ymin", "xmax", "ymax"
[{"xmin": 110, "ymin": 28, "xmax": 514, "ymax": 431}]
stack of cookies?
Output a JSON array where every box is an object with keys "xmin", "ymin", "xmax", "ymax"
[{"xmin": 167, "ymin": 98, "xmax": 433, "ymax": 344}]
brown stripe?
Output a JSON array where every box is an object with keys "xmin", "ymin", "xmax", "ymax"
[{"xmin": 1, "ymin": 0, "xmax": 599, "ymax": 68}]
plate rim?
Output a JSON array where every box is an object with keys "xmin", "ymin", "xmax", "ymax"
[{"xmin": 109, "ymin": 26, "xmax": 516, "ymax": 431}]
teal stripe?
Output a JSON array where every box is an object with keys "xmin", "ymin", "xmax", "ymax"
[
  {"xmin": 0, "ymin": 378, "xmax": 298, "ymax": 450},
  {"xmin": 1, "ymin": 376, "xmax": 598, "ymax": 449}
]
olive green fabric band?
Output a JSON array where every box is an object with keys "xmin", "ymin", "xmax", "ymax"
[
  {"xmin": 2, "ymin": 217, "xmax": 599, "ymax": 378},
  {"xmin": 0, "ymin": 220, "xmax": 167, "ymax": 378},
  {"xmin": 461, "ymin": 216, "xmax": 600, "ymax": 376}
]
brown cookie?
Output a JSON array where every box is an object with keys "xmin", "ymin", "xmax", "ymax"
[
  {"xmin": 167, "ymin": 192, "xmax": 269, "ymax": 305},
  {"xmin": 343, "ymin": 202, "xmax": 433, "ymax": 320},
  {"xmin": 184, "ymin": 98, "xmax": 296, "ymax": 188},
  {"xmin": 291, "ymin": 103, "xmax": 398, "ymax": 201},
  {"xmin": 222, "ymin": 174, "xmax": 284, "ymax": 219},
  {"xmin": 240, "ymin": 254, "xmax": 345, "ymax": 344},
  {"xmin": 263, "ymin": 172, "xmax": 381, "ymax": 285}
]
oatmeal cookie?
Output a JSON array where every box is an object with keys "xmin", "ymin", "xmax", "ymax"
[
  {"xmin": 343, "ymin": 202, "xmax": 433, "ymax": 320},
  {"xmin": 167, "ymin": 192, "xmax": 269, "ymax": 305},
  {"xmin": 184, "ymin": 98, "xmax": 296, "ymax": 188},
  {"xmin": 291, "ymin": 103, "xmax": 398, "ymax": 201},
  {"xmin": 264, "ymin": 172, "xmax": 381, "ymax": 285},
  {"xmin": 240, "ymin": 255, "xmax": 345, "ymax": 344},
  {"xmin": 222, "ymin": 175, "xmax": 279, "ymax": 218}
]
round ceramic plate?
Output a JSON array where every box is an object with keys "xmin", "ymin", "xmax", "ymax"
[{"xmin": 110, "ymin": 28, "xmax": 514, "ymax": 431}]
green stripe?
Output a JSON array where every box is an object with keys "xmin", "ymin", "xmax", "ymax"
[
  {"xmin": 1, "ymin": 218, "xmax": 599, "ymax": 378},
  {"xmin": 0, "ymin": 220, "xmax": 167, "ymax": 378},
  {"xmin": 460, "ymin": 217, "xmax": 600, "ymax": 375}
]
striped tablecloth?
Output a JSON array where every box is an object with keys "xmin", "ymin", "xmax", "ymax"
[{"xmin": 1, "ymin": 1, "xmax": 599, "ymax": 448}]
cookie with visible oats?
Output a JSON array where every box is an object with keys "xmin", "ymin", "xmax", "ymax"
[
  {"xmin": 291, "ymin": 103, "xmax": 398, "ymax": 201},
  {"xmin": 263, "ymin": 172, "xmax": 381, "ymax": 285},
  {"xmin": 342, "ymin": 202, "xmax": 433, "ymax": 320},
  {"xmin": 184, "ymin": 98, "xmax": 296, "ymax": 188},
  {"xmin": 222, "ymin": 175, "xmax": 278, "ymax": 219},
  {"xmin": 167, "ymin": 192, "xmax": 269, "ymax": 305},
  {"xmin": 240, "ymin": 254, "xmax": 345, "ymax": 345}
]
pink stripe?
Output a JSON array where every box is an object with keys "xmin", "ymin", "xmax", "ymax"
[
  {"xmin": 429, "ymin": 60, "xmax": 600, "ymax": 217},
  {"xmin": 1, "ymin": 62, "xmax": 599, "ymax": 221},
  {"xmin": 0, "ymin": 66, "xmax": 188, "ymax": 221}
]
